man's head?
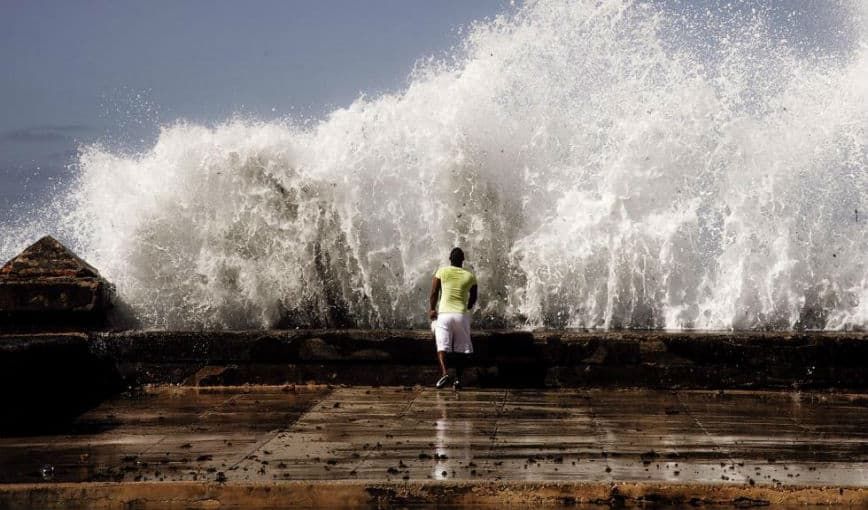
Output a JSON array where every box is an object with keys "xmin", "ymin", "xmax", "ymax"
[{"xmin": 449, "ymin": 247, "xmax": 465, "ymax": 267}]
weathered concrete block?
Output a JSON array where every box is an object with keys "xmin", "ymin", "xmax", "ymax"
[
  {"xmin": 86, "ymin": 330, "xmax": 868, "ymax": 389},
  {"xmin": 0, "ymin": 333, "xmax": 121, "ymax": 433},
  {"xmin": 0, "ymin": 236, "xmax": 114, "ymax": 331}
]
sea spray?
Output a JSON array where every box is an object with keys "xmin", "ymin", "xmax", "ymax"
[{"xmin": 1, "ymin": 0, "xmax": 866, "ymax": 330}]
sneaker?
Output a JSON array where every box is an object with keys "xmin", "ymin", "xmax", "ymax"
[
  {"xmin": 453, "ymin": 379, "xmax": 461, "ymax": 390},
  {"xmin": 435, "ymin": 374, "xmax": 452, "ymax": 389}
]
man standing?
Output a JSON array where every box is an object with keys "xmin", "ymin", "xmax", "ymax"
[{"xmin": 429, "ymin": 247, "xmax": 478, "ymax": 389}]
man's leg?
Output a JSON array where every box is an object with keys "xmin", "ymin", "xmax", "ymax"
[
  {"xmin": 452, "ymin": 313, "xmax": 472, "ymax": 389},
  {"xmin": 437, "ymin": 351, "xmax": 448, "ymax": 377},
  {"xmin": 453, "ymin": 353, "xmax": 464, "ymax": 381},
  {"xmin": 433, "ymin": 317, "xmax": 452, "ymax": 388},
  {"xmin": 435, "ymin": 351, "xmax": 452, "ymax": 388}
]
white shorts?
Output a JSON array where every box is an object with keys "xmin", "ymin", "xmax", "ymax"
[{"xmin": 431, "ymin": 313, "xmax": 473, "ymax": 354}]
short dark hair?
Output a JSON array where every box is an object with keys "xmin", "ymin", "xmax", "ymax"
[{"xmin": 449, "ymin": 247, "xmax": 465, "ymax": 264}]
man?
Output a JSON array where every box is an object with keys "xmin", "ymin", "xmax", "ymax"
[{"xmin": 429, "ymin": 247, "xmax": 478, "ymax": 390}]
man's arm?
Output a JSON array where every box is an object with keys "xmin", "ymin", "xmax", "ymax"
[
  {"xmin": 429, "ymin": 277, "xmax": 441, "ymax": 320},
  {"xmin": 467, "ymin": 284, "xmax": 478, "ymax": 311}
]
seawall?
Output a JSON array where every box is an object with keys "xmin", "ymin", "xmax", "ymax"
[{"xmin": 3, "ymin": 329, "xmax": 868, "ymax": 391}]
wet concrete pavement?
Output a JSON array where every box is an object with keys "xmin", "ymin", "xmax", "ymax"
[{"xmin": 2, "ymin": 385, "xmax": 868, "ymax": 508}]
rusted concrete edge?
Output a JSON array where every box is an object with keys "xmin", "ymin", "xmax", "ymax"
[{"xmin": 0, "ymin": 480, "xmax": 865, "ymax": 509}]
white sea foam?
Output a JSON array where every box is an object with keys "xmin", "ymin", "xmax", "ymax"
[{"xmin": 2, "ymin": 0, "xmax": 866, "ymax": 329}]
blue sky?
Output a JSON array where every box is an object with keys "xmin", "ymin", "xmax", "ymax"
[
  {"xmin": 0, "ymin": 0, "xmax": 858, "ymax": 220},
  {"xmin": 0, "ymin": 1, "xmax": 509, "ymax": 217}
]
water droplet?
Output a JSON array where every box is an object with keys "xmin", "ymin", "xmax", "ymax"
[{"xmin": 40, "ymin": 465, "xmax": 55, "ymax": 481}]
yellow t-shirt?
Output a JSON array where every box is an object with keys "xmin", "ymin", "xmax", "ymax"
[{"xmin": 435, "ymin": 266, "xmax": 477, "ymax": 313}]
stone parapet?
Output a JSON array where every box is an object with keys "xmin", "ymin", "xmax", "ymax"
[
  {"xmin": 0, "ymin": 236, "xmax": 114, "ymax": 331},
  {"xmin": 4, "ymin": 329, "xmax": 867, "ymax": 390},
  {"xmin": 82, "ymin": 329, "xmax": 868, "ymax": 389}
]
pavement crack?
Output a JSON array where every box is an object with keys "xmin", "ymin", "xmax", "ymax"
[
  {"xmin": 348, "ymin": 387, "xmax": 422, "ymax": 474},
  {"xmin": 484, "ymin": 389, "xmax": 510, "ymax": 466},
  {"xmin": 675, "ymin": 391, "xmax": 747, "ymax": 483},
  {"xmin": 226, "ymin": 387, "xmax": 335, "ymax": 473}
]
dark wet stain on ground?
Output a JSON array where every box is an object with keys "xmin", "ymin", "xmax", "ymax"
[{"xmin": 2, "ymin": 386, "xmax": 868, "ymax": 489}]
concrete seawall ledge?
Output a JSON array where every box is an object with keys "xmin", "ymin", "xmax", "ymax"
[
  {"xmin": 96, "ymin": 329, "xmax": 868, "ymax": 389},
  {"xmin": 3, "ymin": 329, "xmax": 867, "ymax": 390}
]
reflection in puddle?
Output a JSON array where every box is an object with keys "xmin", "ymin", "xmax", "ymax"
[{"xmin": 432, "ymin": 392, "xmax": 474, "ymax": 480}]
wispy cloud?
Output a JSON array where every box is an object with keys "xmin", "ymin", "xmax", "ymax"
[{"xmin": 1, "ymin": 124, "xmax": 94, "ymax": 143}]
